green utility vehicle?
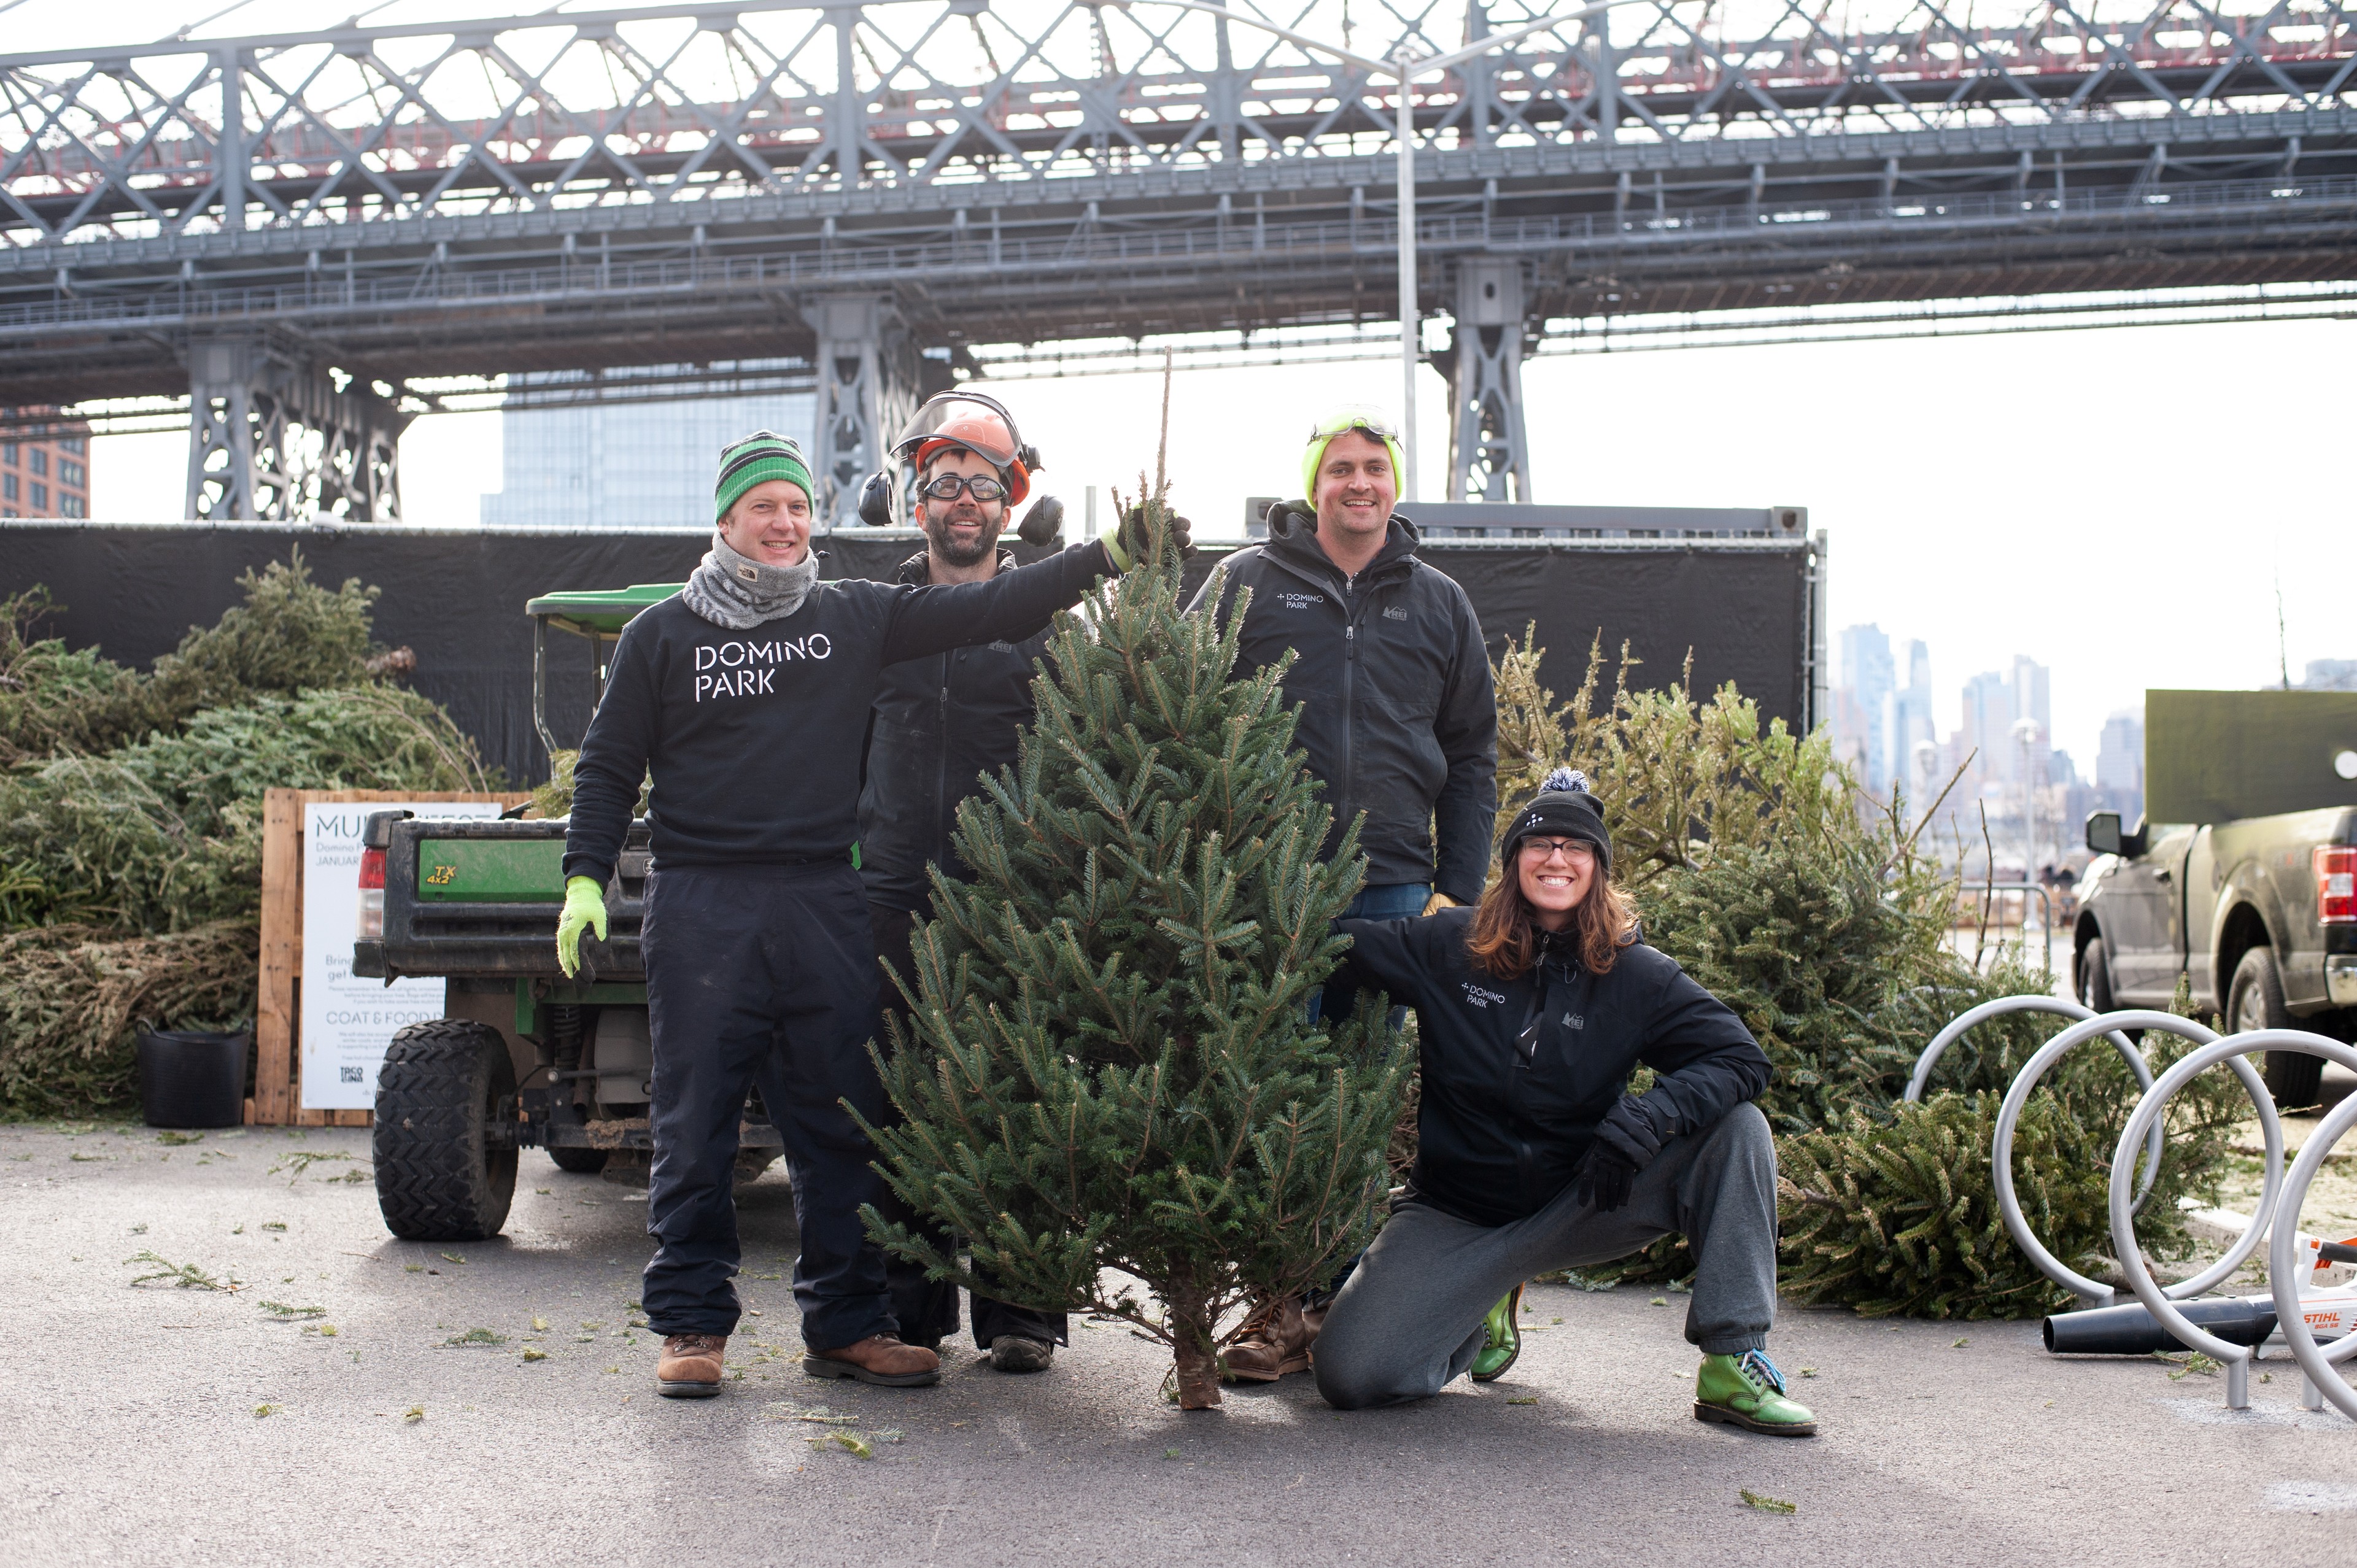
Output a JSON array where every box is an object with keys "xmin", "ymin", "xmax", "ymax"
[{"xmin": 353, "ymin": 581, "xmax": 783, "ymax": 1242}]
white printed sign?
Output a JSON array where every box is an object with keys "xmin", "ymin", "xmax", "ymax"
[{"xmin": 300, "ymin": 800, "xmax": 503, "ymax": 1110}]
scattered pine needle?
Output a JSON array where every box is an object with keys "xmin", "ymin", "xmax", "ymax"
[
  {"xmin": 1741, "ymin": 1489, "xmax": 1797, "ymax": 1515},
  {"xmin": 125, "ymin": 1249, "xmax": 236, "ymax": 1291},
  {"xmin": 258, "ymin": 1300, "xmax": 325, "ymax": 1319}
]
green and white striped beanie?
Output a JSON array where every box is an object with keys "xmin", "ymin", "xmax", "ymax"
[{"xmin": 714, "ymin": 431, "xmax": 816, "ymax": 520}]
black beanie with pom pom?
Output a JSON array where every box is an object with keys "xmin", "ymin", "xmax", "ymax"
[{"xmin": 1500, "ymin": 767, "xmax": 1611, "ymax": 875}]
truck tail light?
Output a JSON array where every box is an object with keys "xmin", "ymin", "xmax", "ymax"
[
  {"xmin": 2320, "ymin": 846, "xmax": 2357, "ymax": 925},
  {"xmin": 357, "ymin": 845, "xmax": 387, "ymax": 940}
]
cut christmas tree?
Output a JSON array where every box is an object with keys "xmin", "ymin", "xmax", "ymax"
[{"xmin": 862, "ymin": 468, "xmax": 1407, "ymax": 1410}]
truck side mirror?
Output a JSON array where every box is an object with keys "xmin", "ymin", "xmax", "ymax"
[{"xmin": 2085, "ymin": 811, "xmax": 2123, "ymax": 856}]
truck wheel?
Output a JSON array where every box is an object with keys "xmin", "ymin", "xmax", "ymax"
[
  {"xmin": 374, "ymin": 1019, "xmax": 518, "ymax": 1241},
  {"xmin": 2076, "ymin": 937, "xmax": 2116, "ymax": 1014},
  {"xmin": 2230, "ymin": 947, "xmax": 2320, "ymax": 1109},
  {"xmin": 548, "ymin": 1146, "xmax": 610, "ymax": 1175}
]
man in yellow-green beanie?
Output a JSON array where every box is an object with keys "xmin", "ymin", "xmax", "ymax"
[
  {"xmin": 1185, "ymin": 403, "xmax": 1498, "ymax": 1382},
  {"xmin": 557, "ymin": 429, "xmax": 1181, "ymax": 1401}
]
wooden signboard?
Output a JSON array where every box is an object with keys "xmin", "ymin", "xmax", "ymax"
[{"xmin": 252, "ymin": 787, "xmax": 530, "ymax": 1127}]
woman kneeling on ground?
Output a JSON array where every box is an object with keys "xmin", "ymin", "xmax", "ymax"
[{"xmin": 1310, "ymin": 768, "xmax": 1816, "ymax": 1435}]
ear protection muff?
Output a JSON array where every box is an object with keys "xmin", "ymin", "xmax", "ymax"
[{"xmin": 857, "ymin": 470, "xmax": 894, "ymax": 527}]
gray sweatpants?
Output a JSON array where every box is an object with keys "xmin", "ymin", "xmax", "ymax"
[{"xmin": 1314, "ymin": 1102, "xmax": 1778, "ymax": 1410}]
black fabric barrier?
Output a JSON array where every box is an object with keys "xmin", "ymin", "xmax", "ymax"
[{"xmin": 1, "ymin": 522, "xmax": 1808, "ymax": 786}]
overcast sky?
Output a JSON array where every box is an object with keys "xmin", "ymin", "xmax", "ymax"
[
  {"xmin": 87, "ymin": 314, "xmax": 2355, "ymax": 770},
  {"xmin": 28, "ymin": 0, "xmax": 2342, "ymax": 770}
]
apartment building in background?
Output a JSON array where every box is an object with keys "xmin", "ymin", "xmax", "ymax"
[
  {"xmin": 480, "ymin": 376, "xmax": 815, "ymax": 528},
  {"xmin": 0, "ymin": 411, "xmax": 91, "ymax": 519}
]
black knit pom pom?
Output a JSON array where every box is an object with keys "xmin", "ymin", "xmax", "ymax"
[{"xmin": 1541, "ymin": 767, "xmax": 1589, "ymax": 794}]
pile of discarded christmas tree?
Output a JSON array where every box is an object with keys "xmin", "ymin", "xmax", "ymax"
[
  {"xmin": 861, "ymin": 496, "xmax": 2241, "ymax": 1405},
  {"xmin": 0, "ymin": 556, "xmax": 496, "ymax": 1116}
]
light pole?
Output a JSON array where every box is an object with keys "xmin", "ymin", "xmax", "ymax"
[{"xmin": 1113, "ymin": 0, "xmax": 1640, "ymax": 501}]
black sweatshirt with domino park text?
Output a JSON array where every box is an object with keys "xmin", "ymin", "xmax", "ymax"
[{"xmin": 562, "ymin": 540, "xmax": 1114, "ymax": 887}]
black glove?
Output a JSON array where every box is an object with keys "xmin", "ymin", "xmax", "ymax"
[
  {"xmin": 1575, "ymin": 1094, "xmax": 1668, "ymax": 1214},
  {"xmin": 1110, "ymin": 504, "xmax": 1193, "ymax": 568},
  {"xmin": 1017, "ymin": 493, "xmax": 1064, "ymax": 546},
  {"xmin": 1571, "ymin": 1140, "xmax": 1639, "ymax": 1213}
]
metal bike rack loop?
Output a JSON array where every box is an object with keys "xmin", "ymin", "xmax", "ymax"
[
  {"xmin": 1999, "ymin": 1012, "xmax": 2275, "ymax": 1307},
  {"xmin": 2267, "ymin": 1073, "xmax": 2357, "ymax": 1421},
  {"xmin": 2110, "ymin": 1030, "xmax": 2357, "ymax": 1410},
  {"xmin": 1906, "ymin": 996, "xmax": 2167, "ymax": 1232}
]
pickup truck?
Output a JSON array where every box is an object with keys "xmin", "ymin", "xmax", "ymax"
[{"xmin": 2075, "ymin": 807, "xmax": 2357, "ymax": 1107}]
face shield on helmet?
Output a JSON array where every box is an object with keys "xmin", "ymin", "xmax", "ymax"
[{"xmin": 859, "ymin": 390, "xmax": 1043, "ymax": 525}]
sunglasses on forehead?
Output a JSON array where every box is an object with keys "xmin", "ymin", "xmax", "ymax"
[{"xmin": 1308, "ymin": 409, "xmax": 1401, "ymax": 444}]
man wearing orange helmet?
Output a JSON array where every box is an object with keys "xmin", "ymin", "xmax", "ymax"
[{"xmin": 857, "ymin": 393, "xmax": 1091, "ymax": 1373}]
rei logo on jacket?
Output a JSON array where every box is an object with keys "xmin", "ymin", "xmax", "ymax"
[{"xmin": 692, "ymin": 635, "xmax": 833, "ymax": 701}]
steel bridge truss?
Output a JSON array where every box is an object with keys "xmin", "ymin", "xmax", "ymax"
[{"xmin": 4, "ymin": 0, "xmax": 2355, "ymax": 519}]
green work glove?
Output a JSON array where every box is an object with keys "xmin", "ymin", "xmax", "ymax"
[
  {"xmin": 555, "ymin": 875, "xmax": 608, "ymax": 979},
  {"xmin": 1101, "ymin": 505, "xmax": 1193, "ymax": 571}
]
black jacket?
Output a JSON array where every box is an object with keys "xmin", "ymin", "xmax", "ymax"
[
  {"xmin": 858, "ymin": 549, "xmax": 1057, "ymax": 913},
  {"xmin": 1188, "ymin": 512, "xmax": 1496, "ymax": 905},
  {"xmin": 562, "ymin": 540, "xmax": 1113, "ymax": 887},
  {"xmin": 1336, "ymin": 908, "xmax": 1770, "ymax": 1228}
]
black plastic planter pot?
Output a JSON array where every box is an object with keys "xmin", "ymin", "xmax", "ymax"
[{"xmin": 136, "ymin": 1029, "xmax": 250, "ymax": 1129}]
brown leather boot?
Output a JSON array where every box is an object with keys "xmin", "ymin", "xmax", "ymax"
[
  {"xmin": 802, "ymin": 1332, "xmax": 942, "ymax": 1388},
  {"xmin": 656, "ymin": 1333, "xmax": 728, "ymax": 1398},
  {"xmin": 1222, "ymin": 1296, "xmax": 1326, "ymax": 1383}
]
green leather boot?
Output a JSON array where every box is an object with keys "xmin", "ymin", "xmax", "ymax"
[
  {"xmin": 1471, "ymin": 1283, "xmax": 1523, "ymax": 1381},
  {"xmin": 1694, "ymin": 1350, "xmax": 1817, "ymax": 1436}
]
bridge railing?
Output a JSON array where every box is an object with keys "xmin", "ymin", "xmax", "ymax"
[
  {"xmin": 4, "ymin": 0, "xmax": 2352, "ymax": 244},
  {"xmin": 4, "ymin": 163, "xmax": 2350, "ymax": 333}
]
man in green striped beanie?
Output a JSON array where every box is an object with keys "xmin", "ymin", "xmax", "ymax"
[
  {"xmin": 679, "ymin": 430, "xmax": 824, "ymax": 628},
  {"xmin": 557, "ymin": 428, "xmax": 1178, "ymax": 1400}
]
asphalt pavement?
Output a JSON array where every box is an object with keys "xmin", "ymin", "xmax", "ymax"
[{"xmin": 2, "ymin": 1119, "xmax": 2348, "ymax": 1568}]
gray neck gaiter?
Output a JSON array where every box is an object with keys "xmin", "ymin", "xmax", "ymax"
[{"xmin": 680, "ymin": 530, "xmax": 819, "ymax": 630}]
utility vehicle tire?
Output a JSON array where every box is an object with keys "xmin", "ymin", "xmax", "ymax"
[
  {"xmin": 2229, "ymin": 946, "xmax": 2320, "ymax": 1110},
  {"xmin": 547, "ymin": 1146, "xmax": 610, "ymax": 1175},
  {"xmin": 374, "ymin": 1019, "xmax": 518, "ymax": 1241},
  {"xmin": 2076, "ymin": 937, "xmax": 2116, "ymax": 1015},
  {"xmin": 734, "ymin": 1149, "xmax": 778, "ymax": 1188}
]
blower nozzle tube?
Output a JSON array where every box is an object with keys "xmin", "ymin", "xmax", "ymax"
[{"xmin": 2043, "ymin": 1295, "xmax": 2282, "ymax": 1356}]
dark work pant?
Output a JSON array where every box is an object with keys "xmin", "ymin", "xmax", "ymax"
[
  {"xmin": 872, "ymin": 902, "xmax": 1070, "ymax": 1350},
  {"xmin": 1314, "ymin": 1103, "xmax": 1781, "ymax": 1410},
  {"xmin": 640, "ymin": 860, "xmax": 895, "ymax": 1352}
]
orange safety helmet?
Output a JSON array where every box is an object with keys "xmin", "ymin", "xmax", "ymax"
[{"xmin": 888, "ymin": 391, "xmax": 1040, "ymax": 506}]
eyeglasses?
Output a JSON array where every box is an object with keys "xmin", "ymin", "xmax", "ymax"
[
  {"xmin": 1520, "ymin": 838, "xmax": 1595, "ymax": 864},
  {"xmin": 918, "ymin": 473, "xmax": 1008, "ymax": 501},
  {"xmin": 1307, "ymin": 406, "xmax": 1401, "ymax": 444}
]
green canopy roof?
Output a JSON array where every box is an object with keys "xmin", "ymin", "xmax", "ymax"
[{"xmin": 525, "ymin": 582, "xmax": 683, "ymax": 638}]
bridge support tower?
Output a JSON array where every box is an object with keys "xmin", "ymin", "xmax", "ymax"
[
  {"xmin": 184, "ymin": 334, "xmax": 409, "ymax": 521},
  {"xmin": 1443, "ymin": 259, "xmax": 1535, "ymax": 504},
  {"xmin": 808, "ymin": 295, "xmax": 919, "ymax": 529}
]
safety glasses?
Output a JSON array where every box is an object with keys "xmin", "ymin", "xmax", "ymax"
[
  {"xmin": 918, "ymin": 473, "xmax": 1008, "ymax": 501},
  {"xmin": 1307, "ymin": 406, "xmax": 1401, "ymax": 444}
]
